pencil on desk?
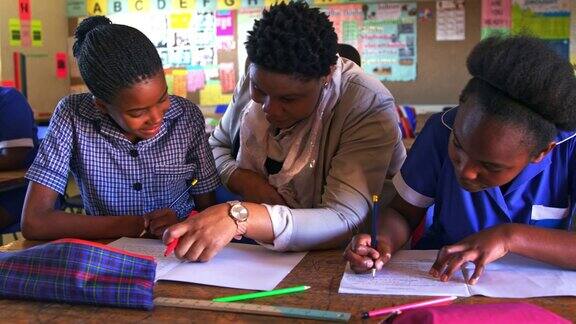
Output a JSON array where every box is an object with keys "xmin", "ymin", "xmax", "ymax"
[{"xmin": 371, "ymin": 194, "xmax": 379, "ymax": 278}]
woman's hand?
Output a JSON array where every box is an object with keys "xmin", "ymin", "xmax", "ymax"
[
  {"xmin": 162, "ymin": 204, "xmax": 237, "ymax": 262},
  {"xmin": 143, "ymin": 208, "xmax": 179, "ymax": 237},
  {"xmin": 229, "ymin": 168, "xmax": 286, "ymax": 205},
  {"xmin": 343, "ymin": 234, "xmax": 393, "ymax": 273},
  {"xmin": 429, "ymin": 224, "xmax": 513, "ymax": 285}
]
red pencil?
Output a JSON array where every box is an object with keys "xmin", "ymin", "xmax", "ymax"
[{"xmin": 163, "ymin": 210, "xmax": 198, "ymax": 257}]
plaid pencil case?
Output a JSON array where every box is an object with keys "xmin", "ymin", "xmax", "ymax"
[{"xmin": 0, "ymin": 238, "xmax": 156, "ymax": 310}]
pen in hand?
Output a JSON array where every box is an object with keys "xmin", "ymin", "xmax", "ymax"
[
  {"xmin": 371, "ymin": 194, "xmax": 379, "ymax": 277},
  {"xmin": 161, "ymin": 179, "xmax": 198, "ymax": 257}
]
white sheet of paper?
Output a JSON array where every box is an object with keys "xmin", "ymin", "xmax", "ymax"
[
  {"xmin": 109, "ymin": 237, "xmax": 307, "ymax": 291},
  {"xmin": 339, "ymin": 250, "xmax": 576, "ymax": 298},
  {"xmin": 339, "ymin": 250, "xmax": 470, "ymax": 297}
]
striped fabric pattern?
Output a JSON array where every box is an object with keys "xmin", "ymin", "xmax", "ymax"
[{"xmin": 0, "ymin": 239, "xmax": 156, "ymax": 310}]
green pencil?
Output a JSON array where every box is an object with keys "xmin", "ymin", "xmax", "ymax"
[{"xmin": 212, "ymin": 285, "xmax": 311, "ymax": 303}]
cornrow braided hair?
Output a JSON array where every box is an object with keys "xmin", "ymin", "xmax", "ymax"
[
  {"xmin": 73, "ymin": 16, "xmax": 163, "ymax": 104},
  {"xmin": 246, "ymin": 1, "xmax": 338, "ymax": 79}
]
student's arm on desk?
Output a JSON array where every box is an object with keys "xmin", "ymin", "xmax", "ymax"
[
  {"xmin": 21, "ymin": 182, "xmax": 146, "ymax": 240},
  {"xmin": 430, "ymin": 224, "xmax": 576, "ymax": 285},
  {"xmin": 344, "ymin": 194, "xmax": 425, "ymax": 273},
  {"xmin": 0, "ymin": 147, "xmax": 32, "ymax": 171}
]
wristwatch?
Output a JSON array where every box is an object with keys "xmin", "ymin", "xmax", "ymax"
[{"xmin": 227, "ymin": 200, "xmax": 248, "ymax": 240}]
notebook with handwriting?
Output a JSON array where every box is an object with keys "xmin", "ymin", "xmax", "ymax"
[{"xmin": 339, "ymin": 250, "xmax": 576, "ymax": 298}]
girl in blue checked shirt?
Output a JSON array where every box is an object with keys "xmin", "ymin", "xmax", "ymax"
[
  {"xmin": 21, "ymin": 16, "xmax": 220, "ymax": 240},
  {"xmin": 345, "ymin": 36, "xmax": 576, "ymax": 283}
]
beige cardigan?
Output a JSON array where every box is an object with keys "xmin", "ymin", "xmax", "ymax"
[{"xmin": 209, "ymin": 59, "xmax": 406, "ymax": 251}]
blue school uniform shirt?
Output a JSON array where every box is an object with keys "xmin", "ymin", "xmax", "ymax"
[
  {"xmin": 393, "ymin": 108, "xmax": 576, "ymax": 249},
  {"xmin": 26, "ymin": 93, "xmax": 220, "ymax": 218},
  {"xmin": 0, "ymin": 87, "xmax": 38, "ymax": 225}
]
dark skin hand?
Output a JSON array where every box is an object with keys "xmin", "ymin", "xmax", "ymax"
[
  {"xmin": 228, "ymin": 168, "xmax": 286, "ymax": 205},
  {"xmin": 344, "ymin": 100, "xmax": 576, "ymax": 284}
]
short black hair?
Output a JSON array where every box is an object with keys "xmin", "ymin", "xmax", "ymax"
[
  {"xmin": 460, "ymin": 35, "xmax": 576, "ymax": 153},
  {"xmin": 73, "ymin": 16, "xmax": 163, "ymax": 104},
  {"xmin": 245, "ymin": 1, "xmax": 338, "ymax": 79},
  {"xmin": 337, "ymin": 43, "xmax": 361, "ymax": 66}
]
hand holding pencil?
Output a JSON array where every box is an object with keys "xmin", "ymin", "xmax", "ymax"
[
  {"xmin": 343, "ymin": 195, "xmax": 392, "ymax": 274},
  {"xmin": 344, "ymin": 233, "xmax": 393, "ymax": 274}
]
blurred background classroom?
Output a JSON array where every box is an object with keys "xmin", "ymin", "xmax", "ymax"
[{"xmin": 1, "ymin": 0, "xmax": 575, "ymax": 244}]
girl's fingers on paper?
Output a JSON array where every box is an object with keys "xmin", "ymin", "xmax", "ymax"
[
  {"xmin": 430, "ymin": 244, "xmax": 468, "ymax": 277},
  {"xmin": 441, "ymin": 250, "xmax": 478, "ymax": 282},
  {"xmin": 469, "ymin": 256, "xmax": 487, "ymax": 285}
]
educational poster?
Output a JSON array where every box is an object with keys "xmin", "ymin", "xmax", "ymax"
[
  {"xmin": 192, "ymin": 11, "xmax": 217, "ymax": 67},
  {"xmin": 168, "ymin": 14, "xmax": 193, "ymax": 67},
  {"xmin": 361, "ymin": 3, "xmax": 417, "ymax": 81},
  {"xmin": 216, "ymin": 11, "xmax": 236, "ymax": 51},
  {"xmin": 512, "ymin": 0, "xmax": 571, "ymax": 59},
  {"xmin": 481, "ymin": 0, "xmax": 511, "ymax": 39},
  {"xmin": 321, "ymin": 4, "xmax": 364, "ymax": 51},
  {"xmin": 172, "ymin": 69, "xmax": 189, "ymax": 97},
  {"xmin": 200, "ymin": 80, "xmax": 233, "ymax": 106},
  {"xmin": 436, "ymin": 0, "xmax": 465, "ymax": 41},
  {"xmin": 187, "ymin": 67, "xmax": 206, "ymax": 92}
]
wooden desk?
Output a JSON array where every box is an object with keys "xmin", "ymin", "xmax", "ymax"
[
  {"xmin": 1, "ymin": 240, "xmax": 574, "ymax": 323},
  {"xmin": 0, "ymin": 169, "xmax": 27, "ymax": 193}
]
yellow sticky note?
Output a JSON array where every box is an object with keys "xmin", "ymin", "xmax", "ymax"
[
  {"xmin": 87, "ymin": 0, "xmax": 108, "ymax": 15},
  {"xmin": 31, "ymin": 20, "xmax": 43, "ymax": 47},
  {"xmin": 9, "ymin": 19, "xmax": 21, "ymax": 47},
  {"xmin": 217, "ymin": 0, "xmax": 240, "ymax": 10},
  {"xmin": 170, "ymin": 13, "xmax": 192, "ymax": 29},
  {"xmin": 128, "ymin": 0, "xmax": 151, "ymax": 12},
  {"xmin": 172, "ymin": 0, "xmax": 196, "ymax": 11},
  {"xmin": 200, "ymin": 81, "xmax": 233, "ymax": 106}
]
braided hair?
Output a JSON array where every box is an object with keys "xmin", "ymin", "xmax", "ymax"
[
  {"xmin": 73, "ymin": 16, "xmax": 163, "ymax": 104},
  {"xmin": 460, "ymin": 35, "xmax": 576, "ymax": 153},
  {"xmin": 245, "ymin": 1, "xmax": 338, "ymax": 80}
]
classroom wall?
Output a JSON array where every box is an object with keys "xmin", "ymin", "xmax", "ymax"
[
  {"xmin": 0, "ymin": 0, "xmax": 69, "ymax": 120},
  {"xmin": 385, "ymin": 0, "xmax": 480, "ymax": 106}
]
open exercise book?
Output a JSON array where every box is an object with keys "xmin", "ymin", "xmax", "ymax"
[
  {"xmin": 339, "ymin": 250, "xmax": 576, "ymax": 298},
  {"xmin": 109, "ymin": 238, "xmax": 306, "ymax": 291}
]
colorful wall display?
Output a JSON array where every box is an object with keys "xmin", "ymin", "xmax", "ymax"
[
  {"xmin": 68, "ymin": 0, "xmax": 419, "ymax": 103},
  {"xmin": 481, "ymin": 0, "xmax": 511, "ymax": 38},
  {"xmin": 512, "ymin": 0, "xmax": 571, "ymax": 59},
  {"xmin": 359, "ymin": 3, "xmax": 417, "ymax": 81}
]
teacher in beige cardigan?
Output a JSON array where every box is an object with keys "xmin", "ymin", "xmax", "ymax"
[{"xmin": 163, "ymin": 1, "xmax": 405, "ymax": 260}]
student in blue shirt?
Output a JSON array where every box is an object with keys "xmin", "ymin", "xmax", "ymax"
[
  {"xmin": 0, "ymin": 87, "xmax": 38, "ymax": 230},
  {"xmin": 344, "ymin": 35, "xmax": 576, "ymax": 284},
  {"xmin": 22, "ymin": 16, "xmax": 220, "ymax": 240}
]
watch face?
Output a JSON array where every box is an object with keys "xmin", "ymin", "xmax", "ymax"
[{"xmin": 230, "ymin": 204, "xmax": 249, "ymax": 222}]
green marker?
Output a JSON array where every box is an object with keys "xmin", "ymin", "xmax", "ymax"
[{"xmin": 213, "ymin": 285, "xmax": 310, "ymax": 303}]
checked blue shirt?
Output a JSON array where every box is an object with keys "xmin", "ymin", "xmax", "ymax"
[{"xmin": 26, "ymin": 93, "xmax": 220, "ymax": 218}]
